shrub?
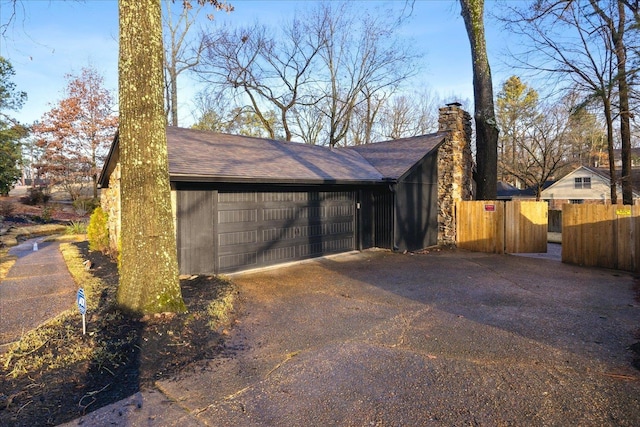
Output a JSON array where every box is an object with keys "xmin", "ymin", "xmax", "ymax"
[
  {"xmin": 0, "ymin": 200, "xmax": 15, "ymax": 217},
  {"xmin": 72, "ymin": 198, "xmax": 100, "ymax": 216},
  {"xmin": 66, "ymin": 220, "xmax": 88, "ymax": 235},
  {"xmin": 87, "ymin": 206, "xmax": 109, "ymax": 254},
  {"xmin": 40, "ymin": 205, "xmax": 54, "ymax": 223},
  {"xmin": 21, "ymin": 187, "xmax": 51, "ymax": 205}
]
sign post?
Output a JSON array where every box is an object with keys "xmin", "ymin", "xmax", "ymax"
[{"xmin": 77, "ymin": 288, "xmax": 86, "ymax": 335}]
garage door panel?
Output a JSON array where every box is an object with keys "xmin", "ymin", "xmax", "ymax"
[
  {"xmin": 298, "ymin": 237, "xmax": 354, "ymax": 257},
  {"xmin": 215, "ymin": 190, "xmax": 356, "ymax": 273},
  {"xmin": 218, "ymin": 192, "xmax": 257, "ymax": 203},
  {"xmin": 218, "ymin": 251, "xmax": 258, "ymax": 271},
  {"xmin": 218, "ymin": 230, "xmax": 258, "ymax": 247},
  {"xmin": 263, "ymin": 226, "xmax": 296, "ymax": 242},
  {"xmin": 262, "ymin": 221, "xmax": 353, "ymax": 242},
  {"xmin": 263, "ymin": 245, "xmax": 297, "ymax": 263},
  {"xmin": 261, "ymin": 192, "xmax": 297, "ymax": 202},
  {"xmin": 218, "ymin": 208, "xmax": 257, "ymax": 224},
  {"xmin": 329, "ymin": 221, "xmax": 354, "ymax": 234}
]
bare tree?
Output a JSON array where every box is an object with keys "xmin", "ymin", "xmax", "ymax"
[
  {"xmin": 32, "ymin": 66, "xmax": 117, "ymax": 200},
  {"xmin": 501, "ymin": 101, "xmax": 572, "ymax": 200},
  {"xmin": 195, "ymin": 1, "xmax": 418, "ymax": 146},
  {"xmin": 163, "ymin": 0, "xmax": 203, "ymax": 126},
  {"xmin": 376, "ymin": 90, "xmax": 441, "ymax": 141},
  {"xmin": 0, "ymin": 0, "xmax": 23, "ymax": 38},
  {"xmin": 310, "ymin": 2, "xmax": 419, "ymax": 146},
  {"xmin": 413, "ymin": 90, "xmax": 442, "ymax": 136},
  {"xmin": 197, "ymin": 19, "xmax": 321, "ymax": 141},
  {"xmin": 500, "ymin": 0, "xmax": 638, "ymax": 203},
  {"xmin": 460, "ymin": 0, "xmax": 499, "ymax": 200},
  {"xmin": 162, "ymin": 0, "xmax": 233, "ymax": 127},
  {"xmin": 292, "ymin": 102, "xmax": 324, "ymax": 145},
  {"xmin": 589, "ymin": 0, "xmax": 634, "ymax": 204},
  {"xmin": 347, "ymin": 86, "xmax": 388, "ymax": 145},
  {"xmin": 562, "ymin": 90, "xmax": 608, "ymax": 167}
]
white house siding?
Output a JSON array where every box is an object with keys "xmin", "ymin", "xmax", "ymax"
[{"xmin": 541, "ymin": 167, "xmax": 624, "ymax": 210}]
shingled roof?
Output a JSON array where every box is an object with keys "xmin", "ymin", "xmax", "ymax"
[
  {"xmin": 349, "ymin": 133, "xmax": 448, "ymax": 179},
  {"xmin": 99, "ymin": 127, "xmax": 447, "ymax": 187}
]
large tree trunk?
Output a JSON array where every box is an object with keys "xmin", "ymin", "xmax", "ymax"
[
  {"xmin": 590, "ymin": 0, "xmax": 631, "ymax": 204},
  {"xmin": 613, "ymin": 1, "xmax": 633, "ymax": 205},
  {"xmin": 603, "ymin": 99, "xmax": 618, "ymax": 203},
  {"xmin": 460, "ymin": 0, "xmax": 498, "ymax": 200},
  {"xmin": 117, "ymin": 0, "xmax": 186, "ymax": 313}
]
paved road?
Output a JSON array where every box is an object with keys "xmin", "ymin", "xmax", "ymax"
[
  {"xmin": 0, "ymin": 237, "xmax": 77, "ymax": 352},
  {"xmin": 67, "ymin": 249, "xmax": 640, "ymax": 426}
]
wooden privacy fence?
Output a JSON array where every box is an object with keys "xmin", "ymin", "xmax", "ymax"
[
  {"xmin": 562, "ymin": 204, "xmax": 640, "ymax": 272},
  {"xmin": 456, "ymin": 201, "xmax": 548, "ymax": 254}
]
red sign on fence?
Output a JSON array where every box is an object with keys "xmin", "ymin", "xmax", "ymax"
[{"xmin": 484, "ymin": 204, "xmax": 496, "ymax": 212}]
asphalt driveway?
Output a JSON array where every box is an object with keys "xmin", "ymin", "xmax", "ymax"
[
  {"xmin": 70, "ymin": 248, "xmax": 640, "ymax": 426},
  {"xmin": 0, "ymin": 237, "xmax": 76, "ymax": 352}
]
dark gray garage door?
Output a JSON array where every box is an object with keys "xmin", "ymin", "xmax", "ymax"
[
  {"xmin": 177, "ymin": 189, "xmax": 356, "ymax": 275},
  {"xmin": 216, "ymin": 191, "xmax": 355, "ymax": 272}
]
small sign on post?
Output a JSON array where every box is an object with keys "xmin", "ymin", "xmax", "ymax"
[
  {"xmin": 77, "ymin": 288, "xmax": 86, "ymax": 335},
  {"xmin": 484, "ymin": 204, "xmax": 496, "ymax": 212}
]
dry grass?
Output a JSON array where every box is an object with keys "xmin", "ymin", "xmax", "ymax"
[
  {"xmin": 1, "ymin": 241, "xmax": 238, "ymax": 380},
  {"xmin": 0, "ymin": 248, "xmax": 16, "ymax": 281},
  {"xmin": 207, "ymin": 285, "xmax": 237, "ymax": 329},
  {"xmin": 0, "ymin": 224, "xmax": 68, "ymax": 247},
  {"xmin": 49, "ymin": 234, "xmax": 87, "ymax": 243}
]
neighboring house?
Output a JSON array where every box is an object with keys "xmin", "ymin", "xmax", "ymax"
[
  {"xmin": 99, "ymin": 104, "xmax": 473, "ymax": 275},
  {"xmin": 540, "ymin": 165, "xmax": 640, "ymax": 209}
]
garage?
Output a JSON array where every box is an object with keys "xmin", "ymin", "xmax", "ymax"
[
  {"xmin": 177, "ymin": 188, "xmax": 356, "ymax": 274},
  {"xmin": 99, "ymin": 103, "xmax": 473, "ymax": 275}
]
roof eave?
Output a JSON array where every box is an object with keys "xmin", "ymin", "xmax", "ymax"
[
  {"xmin": 98, "ymin": 131, "xmax": 119, "ymax": 189},
  {"xmin": 170, "ymin": 174, "xmax": 395, "ymax": 186}
]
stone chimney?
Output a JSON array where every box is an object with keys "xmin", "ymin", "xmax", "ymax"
[{"xmin": 437, "ymin": 102, "xmax": 473, "ymax": 245}]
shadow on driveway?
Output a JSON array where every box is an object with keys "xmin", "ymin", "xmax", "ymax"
[{"xmin": 73, "ymin": 248, "xmax": 640, "ymax": 426}]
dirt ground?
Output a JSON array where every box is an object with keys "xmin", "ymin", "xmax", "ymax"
[
  {"xmin": 0, "ymin": 187, "xmax": 86, "ymax": 226},
  {"xmin": 0, "ymin": 242, "xmax": 236, "ymax": 426}
]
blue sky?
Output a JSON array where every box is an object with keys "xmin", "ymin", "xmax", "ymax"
[{"xmin": 1, "ymin": 0, "xmax": 516, "ymax": 127}]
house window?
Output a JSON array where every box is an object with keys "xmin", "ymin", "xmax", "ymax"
[
  {"xmin": 569, "ymin": 199, "xmax": 584, "ymax": 204},
  {"xmin": 574, "ymin": 177, "xmax": 591, "ymax": 189}
]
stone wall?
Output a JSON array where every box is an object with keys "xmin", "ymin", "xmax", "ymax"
[
  {"xmin": 437, "ymin": 103, "xmax": 474, "ymax": 245},
  {"xmin": 100, "ymin": 163, "xmax": 121, "ymax": 255},
  {"xmin": 100, "ymin": 164, "xmax": 176, "ymax": 256}
]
